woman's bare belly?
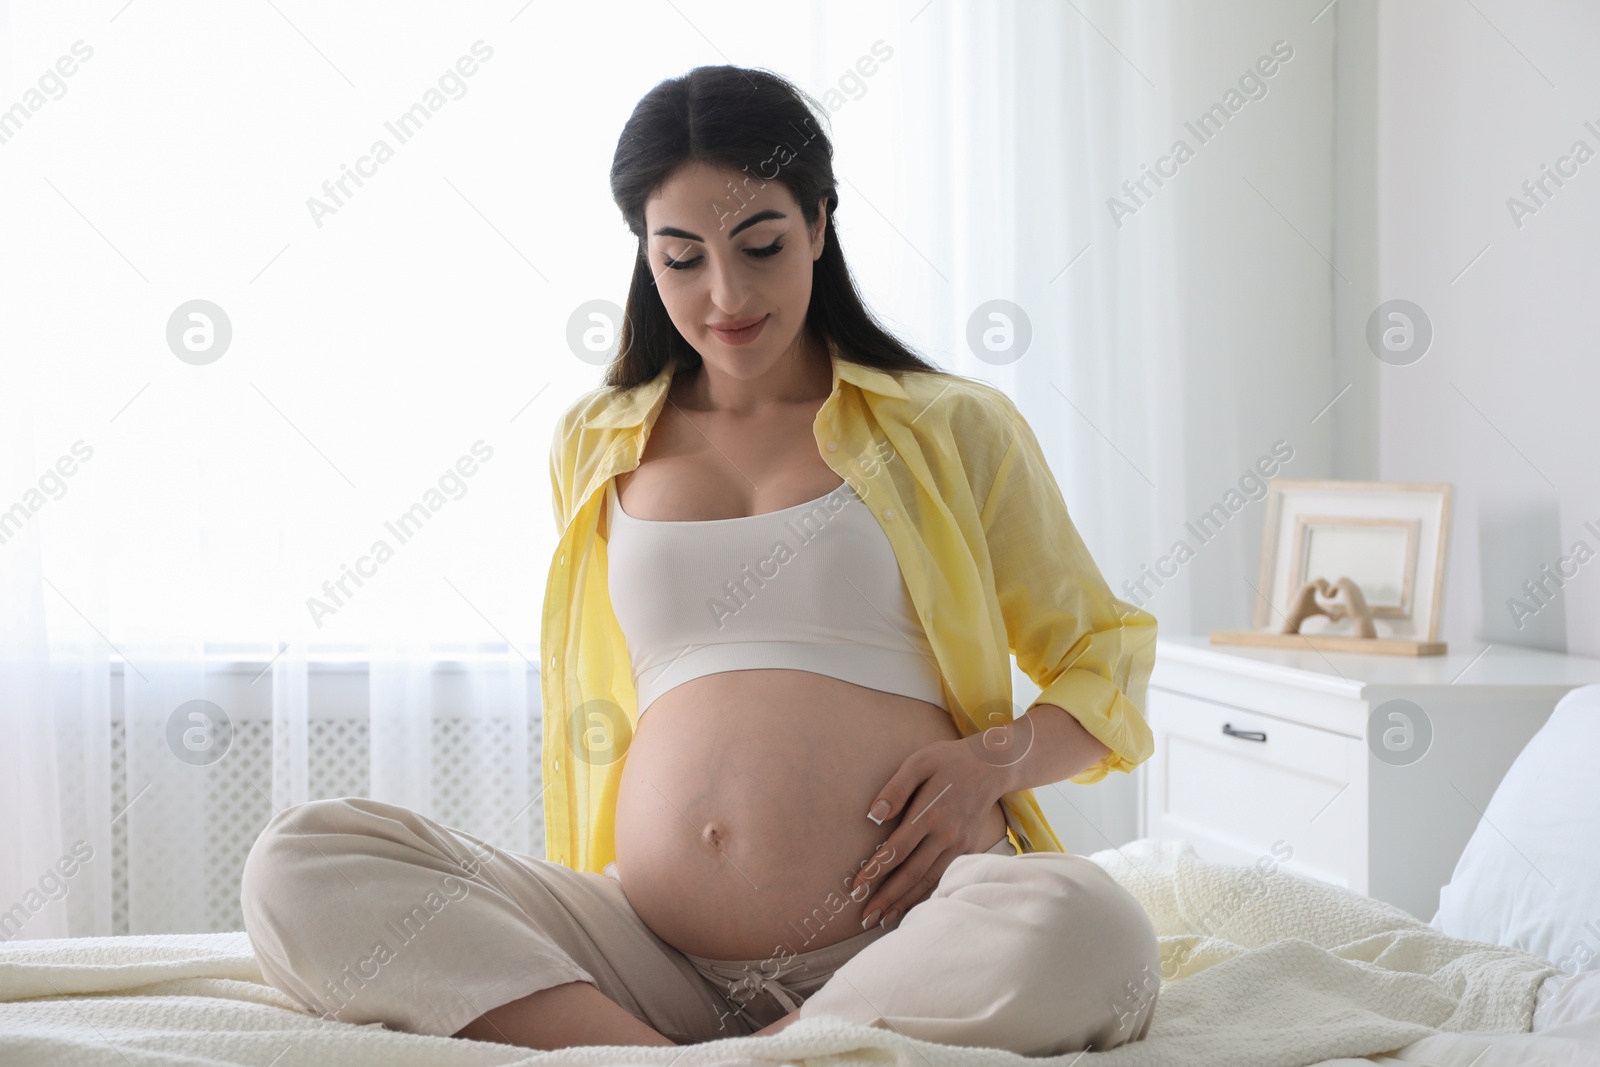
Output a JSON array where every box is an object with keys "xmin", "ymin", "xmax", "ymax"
[{"xmin": 612, "ymin": 668, "xmax": 1010, "ymax": 961}]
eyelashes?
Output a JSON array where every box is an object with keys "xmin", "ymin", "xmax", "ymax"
[{"xmin": 662, "ymin": 240, "xmax": 784, "ymax": 271}]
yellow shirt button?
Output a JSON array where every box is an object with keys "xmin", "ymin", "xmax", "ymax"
[
  {"xmin": 825, "ymin": 440, "xmax": 838, "ymax": 452},
  {"xmin": 884, "ymin": 508, "xmax": 896, "ymax": 520}
]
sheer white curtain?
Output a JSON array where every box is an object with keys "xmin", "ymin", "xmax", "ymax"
[
  {"xmin": 2, "ymin": 0, "xmax": 1192, "ymax": 935},
  {"xmin": 1006, "ymin": 4, "xmax": 1188, "ymax": 850}
]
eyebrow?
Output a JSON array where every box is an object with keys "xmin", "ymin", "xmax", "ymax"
[{"xmin": 651, "ymin": 208, "xmax": 786, "ymax": 243}]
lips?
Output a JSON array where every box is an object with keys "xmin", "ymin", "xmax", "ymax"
[{"xmin": 707, "ymin": 314, "xmax": 769, "ymax": 346}]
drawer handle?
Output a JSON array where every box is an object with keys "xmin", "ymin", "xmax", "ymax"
[{"xmin": 1222, "ymin": 723, "xmax": 1267, "ymax": 743}]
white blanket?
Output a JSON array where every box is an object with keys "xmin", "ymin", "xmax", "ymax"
[{"xmin": 0, "ymin": 838, "xmax": 1569, "ymax": 1067}]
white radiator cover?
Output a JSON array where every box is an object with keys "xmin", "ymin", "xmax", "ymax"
[{"xmin": 107, "ymin": 713, "xmax": 546, "ymax": 934}]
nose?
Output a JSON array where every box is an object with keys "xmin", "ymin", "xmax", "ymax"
[{"xmin": 705, "ymin": 251, "xmax": 752, "ymax": 318}]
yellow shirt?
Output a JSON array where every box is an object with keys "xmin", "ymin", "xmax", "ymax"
[{"xmin": 541, "ymin": 341, "xmax": 1158, "ymax": 872}]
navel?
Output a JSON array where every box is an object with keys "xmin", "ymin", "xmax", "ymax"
[{"xmin": 701, "ymin": 822, "xmax": 728, "ymax": 852}]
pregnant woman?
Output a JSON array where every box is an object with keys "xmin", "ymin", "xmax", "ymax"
[{"xmin": 241, "ymin": 65, "xmax": 1161, "ymax": 1056}]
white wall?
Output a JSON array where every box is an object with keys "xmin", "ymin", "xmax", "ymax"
[
  {"xmin": 1050, "ymin": 0, "xmax": 1600, "ymax": 854},
  {"xmin": 1370, "ymin": 0, "xmax": 1600, "ymax": 657},
  {"xmin": 1105, "ymin": 0, "xmax": 1600, "ymax": 661}
]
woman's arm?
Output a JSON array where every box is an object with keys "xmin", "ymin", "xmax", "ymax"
[
  {"xmin": 847, "ymin": 394, "xmax": 1155, "ymax": 920},
  {"xmin": 976, "ymin": 396, "xmax": 1158, "ymax": 786},
  {"xmin": 969, "ymin": 701, "xmax": 1111, "ymax": 792}
]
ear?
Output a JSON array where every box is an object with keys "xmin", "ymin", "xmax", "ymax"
[{"xmin": 811, "ymin": 198, "xmax": 828, "ymax": 261}]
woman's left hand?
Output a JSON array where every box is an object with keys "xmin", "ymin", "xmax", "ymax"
[{"xmin": 848, "ymin": 732, "xmax": 1016, "ymax": 928}]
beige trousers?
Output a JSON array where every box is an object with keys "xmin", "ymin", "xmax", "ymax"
[{"xmin": 239, "ymin": 797, "xmax": 1159, "ymax": 1056}]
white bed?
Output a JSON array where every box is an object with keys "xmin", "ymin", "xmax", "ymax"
[{"xmin": 5, "ymin": 684, "xmax": 1598, "ymax": 1067}]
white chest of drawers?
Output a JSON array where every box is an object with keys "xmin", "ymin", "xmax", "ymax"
[{"xmin": 1137, "ymin": 635, "xmax": 1600, "ymax": 920}]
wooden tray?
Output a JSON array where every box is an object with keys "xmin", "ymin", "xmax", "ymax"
[{"xmin": 1209, "ymin": 629, "xmax": 1448, "ymax": 657}]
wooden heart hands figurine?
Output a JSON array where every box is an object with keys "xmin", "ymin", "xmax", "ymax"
[{"xmin": 1280, "ymin": 576, "xmax": 1378, "ymax": 638}]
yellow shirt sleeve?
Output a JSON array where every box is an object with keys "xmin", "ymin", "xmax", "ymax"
[{"xmin": 978, "ymin": 397, "xmax": 1158, "ymax": 785}]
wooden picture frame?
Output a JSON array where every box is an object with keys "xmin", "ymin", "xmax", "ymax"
[{"xmin": 1212, "ymin": 479, "xmax": 1453, "ymax": 656}]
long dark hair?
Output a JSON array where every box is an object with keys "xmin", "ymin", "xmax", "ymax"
[{"xmin": 605, "ymin": 64, "xmax": 945, "ymax": 390}]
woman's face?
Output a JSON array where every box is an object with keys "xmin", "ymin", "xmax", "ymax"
[{"xmin": 643, "ymin": 160, "xmax": 826, "ymax": 378}]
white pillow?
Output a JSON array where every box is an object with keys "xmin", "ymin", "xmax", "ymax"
[{"xmin": 1431, "ymin": 682, "xmax": 1600, "ymax": 976}]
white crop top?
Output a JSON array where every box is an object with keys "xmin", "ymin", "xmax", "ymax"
[{"xmin": 604, "ymin": 476, "xmax": 946, "ymax": 717}]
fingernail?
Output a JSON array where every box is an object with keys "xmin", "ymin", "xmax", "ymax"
[
  {"xmin": 867, "ymin": 800, "xmax": 891, "ymax": 824},
  {"xmin": 862, "ymin": 908, "xmax": 881, "ymax": 929}
]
